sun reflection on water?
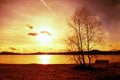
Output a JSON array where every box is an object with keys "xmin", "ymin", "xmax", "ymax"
[{"xmin": 39, "ymin": 55, "xmax": 51, "ymax": 64}]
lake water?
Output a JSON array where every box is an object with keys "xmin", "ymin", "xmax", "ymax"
[{"xmin": 0, "ymin": 55, "xmax": 120, "ymax": 64}]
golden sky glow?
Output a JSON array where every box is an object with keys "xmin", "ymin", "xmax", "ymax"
[{"xmin": 0, "ymin": 0, "xmax": 120, "ymax": 52}]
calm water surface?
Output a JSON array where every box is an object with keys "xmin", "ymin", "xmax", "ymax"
[{"xmin": 0, "ymin": 55, "xmax": 120, "ymax": 64}]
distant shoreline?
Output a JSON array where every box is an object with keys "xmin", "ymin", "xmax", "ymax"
[{"xmin": 0, "ymin": 50, "xmax": 120, "ymax": 55}]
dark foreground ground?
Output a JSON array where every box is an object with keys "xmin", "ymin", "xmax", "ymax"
[{"xmin": 0, "ymin": 63, "xmax": 120, "ymax": 80}]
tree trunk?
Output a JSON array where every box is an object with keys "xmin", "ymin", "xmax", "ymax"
[
  {"xmin": 81, "ymin": 51, "xmax": 86, "ymax": 66},
  {"xmin": 88, "ymin": 54, "xmax": 91, "ymax": 66}
]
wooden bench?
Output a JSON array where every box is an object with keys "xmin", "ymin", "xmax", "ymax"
[{"xmin": 95, "ymin": 60, "xmax": 109, "ymax": 64}]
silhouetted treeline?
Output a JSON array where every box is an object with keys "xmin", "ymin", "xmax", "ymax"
[{"xmin": 0, "ymin": 50, "xmax": 120, "ymax": 55}]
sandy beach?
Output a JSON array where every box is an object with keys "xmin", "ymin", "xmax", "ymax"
[{"xmin": 0, "ymin": 63, "xmax": 120, "ymax": 80}]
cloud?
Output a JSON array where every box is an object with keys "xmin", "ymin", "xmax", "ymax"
[
  {"xmin": 26, "ymin": 24, "xmax": 34, "ymax": 29},
  {"xmin": 28, "ymin": 32, "xmax": 38, "ymax": 36},
  {"xmin": 9, "ymin": 47, "xmax": 17, "ymax": 51},
  {"xmin": 40, "ymin": 31, "xmax": 51, "ymax": 36},
  {"xmin": 82, "ymin": 0, "xmax": 120, "ymax": 23}
]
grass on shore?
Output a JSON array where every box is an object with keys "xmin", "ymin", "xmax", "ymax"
[{"xmin": 0, "ymin": 63, "xmax": 120, "ymax": 80}]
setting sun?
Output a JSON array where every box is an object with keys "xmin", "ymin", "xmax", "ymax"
[
  {"xmin": 35, "ymin": 27, "xmax": 53, "ymax": 46},
  {"xmin": 37, "ymin": 32, "xmax": 52, "ymax": 45}
]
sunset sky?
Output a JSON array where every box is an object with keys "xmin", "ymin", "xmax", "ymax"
[{"xmin": 0, "ymin": 0, "xmax": 120, "ymax": 52}]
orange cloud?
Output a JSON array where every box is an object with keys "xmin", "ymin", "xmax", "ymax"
[
  {"xmin": 9, "ymin": 47, "xmax": 17, "ymax": 51},
  {"xmin": 28, "ymin": 32, "xmax": 38, "ymax": 36},
  {"xmin": 26, "ymin": 24, "xmax": 34, "ymax": 29}
]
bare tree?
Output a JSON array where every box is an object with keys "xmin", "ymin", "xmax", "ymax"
[{"xmin": 66, "ymin": 7, "xmax": 104, "ymax": 67}]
